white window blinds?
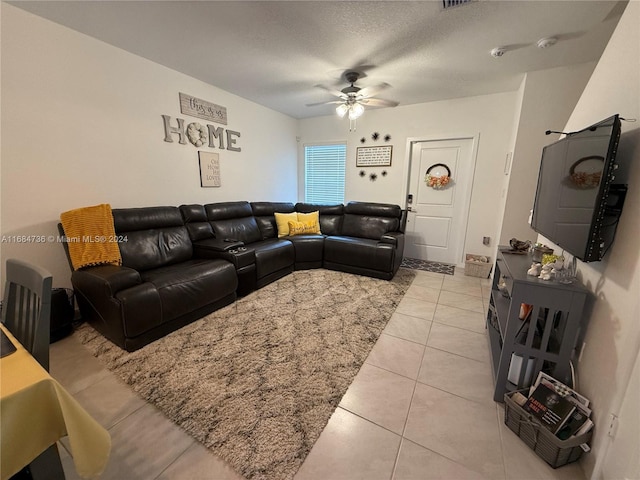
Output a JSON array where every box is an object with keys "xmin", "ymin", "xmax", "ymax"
[{"xmin": 304, "ymin": 143, "xmax": 346, "ymax": 204}]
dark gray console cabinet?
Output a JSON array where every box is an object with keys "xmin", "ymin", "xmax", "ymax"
[{"xmin": 487, "ymin": 247, "xmax": 589, "ymax": 402}]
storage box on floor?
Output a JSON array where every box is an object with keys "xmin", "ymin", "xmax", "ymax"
[
  {"xmin": 504, "ymin": 390, "xmax": 592, "ymax": 468},
  {"xmin": 464, "ymin": 254, "xmax": 492, "ymax": 278}
]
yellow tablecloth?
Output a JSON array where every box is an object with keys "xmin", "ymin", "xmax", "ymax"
[{"xmin": 0, "ymin": 325, "xmax": 111, "ymax": 479}]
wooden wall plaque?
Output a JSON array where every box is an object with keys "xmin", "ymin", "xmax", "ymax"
[{"xmin": 180, "ymin": 93, "xmax": 227, "ymax": 125}]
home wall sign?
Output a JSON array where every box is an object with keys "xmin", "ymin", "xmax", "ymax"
[
  {"xmin": 179, "ymin": 93, "xmax": 227, "ymax": 125},
  {"xmin": 356, "ymin": 145, "xmax": 392, "ymax": 167},
  {"xmin": 162, "ymin": 115, "xmax": 241, "ymax": 152},
  {"xmin": 199, "ymin": 151, "xmax": 221, "ymax": 187}
]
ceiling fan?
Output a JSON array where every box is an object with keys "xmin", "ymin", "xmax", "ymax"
[{"xmin": 307, "ymin": 71, "xmax": 399, "ymax": 126}]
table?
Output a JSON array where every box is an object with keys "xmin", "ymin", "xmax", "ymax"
[
  {"xmin": 486, "ymin": 248, "xmax": 588, "ymax": 402},
  {"xmin": 0, "ymin": 324, "xmax": 111, "ymax": 479}
]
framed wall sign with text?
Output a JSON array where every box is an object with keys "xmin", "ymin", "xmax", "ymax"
[
  {"xmin": 198, "ymin": 151, "xmax": 221, "ymax": 187},
  {"xmin": 356, "ymin": 146, "xmax": 393, "ymax": 167}
]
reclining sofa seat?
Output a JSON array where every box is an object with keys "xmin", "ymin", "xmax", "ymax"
[
  {"xmin": 64, "ymin": 206, "xmax": 238, "ymax": 352},
  {"xmin": 179, "ymin": 203, "xmax": 257, "ymax": 296},
  {"xmin": 323, "ymin": 202, "xmax": 405, "ymax": 280},
  {"xmin": 292, "ymin": 203, "xmax": 344, "ymax": 269},
  {"xmin": 252, "ymin": 202, "xmax": 342, "ymax": 271},
  {"xmin": 181, "ymin": 201, "xmax": 295, "ymax": 292}
]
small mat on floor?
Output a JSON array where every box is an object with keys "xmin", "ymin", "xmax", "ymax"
[
  {"xmin": 401, "ymin": 257, "xmax": 455, "ymax": 275},
  {"xmin": 75, "ymin": 268, "xmax": 415, "ymax": 480}
]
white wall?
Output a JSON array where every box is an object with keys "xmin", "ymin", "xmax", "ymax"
[
  {"xmin": 0, "ymin": 4, "xmax": 298, "ymax": 288},
  {"xmin": 493, "ymin": 77, "xmax": 526, "ymax": 250},
  {"xmin": 500, "ymin": 62, "xmax": 597, "ymax": 245},
  {"xmin": 538, "ymin": 3, "xmax": 639, "ymax": 478},
  {"xmin": 298, "ymin": 92, "xmax": 519, "ymax": 264}
]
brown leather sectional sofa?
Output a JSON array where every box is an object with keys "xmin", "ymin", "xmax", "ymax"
[{"xmin": 61, "ymin": 201, "xmax": 406, "ymax": 351}]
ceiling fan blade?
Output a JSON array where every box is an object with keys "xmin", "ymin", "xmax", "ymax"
[
  {"xmin": 358, "ymin": 82, "xmax": 391, "ymax": 98},
  {"xmin": 306, "ymin": 100, "xmax": 344, "ymax": 107},
  {"xmin": 360, "ymin": 98, "xmax": 399, "ymax": 108},
  {"xmin": 314, "ymin": 84, "xmax": 348, "ymax": 99}
]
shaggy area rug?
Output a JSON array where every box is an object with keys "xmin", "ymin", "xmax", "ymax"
[{"xmin": 75, "ymin": 268, "xmax": 415, "ymax": 479}]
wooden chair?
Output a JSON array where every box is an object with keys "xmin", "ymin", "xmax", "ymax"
[
  {"xmin": 3, "ymin": 259, "xmax": 65, "ymax": 479},
  {"xmin": 2, "ymin": 258, "xmax": 53, "ymax": 371}
]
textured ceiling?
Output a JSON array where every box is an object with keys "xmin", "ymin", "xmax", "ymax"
[{"xmin": 9, "ymin": 1, "xmax": 626, "ymax": 119}]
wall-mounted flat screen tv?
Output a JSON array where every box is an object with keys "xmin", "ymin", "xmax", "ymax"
[{"xmin": 531, "ymin": 114, "xmax": 627, "ymax": 262}]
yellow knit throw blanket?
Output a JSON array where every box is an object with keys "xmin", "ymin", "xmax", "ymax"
[{"xmin": 60, "ymin": 204, "xmax": 122, "ymax": 270}]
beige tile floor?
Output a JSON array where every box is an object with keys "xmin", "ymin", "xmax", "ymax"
[{"xmin": 50, "ymin": 268, "xmax": 587, "ymax": 480}]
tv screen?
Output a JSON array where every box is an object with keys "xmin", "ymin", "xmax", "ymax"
[{"xmin": 531, "ymin": 114, "xmax": 625, "ymax": 262}]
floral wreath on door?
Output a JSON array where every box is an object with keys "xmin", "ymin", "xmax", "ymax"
[{"xmin": 425, "ymin": 163, "xmax": 452, "ymax": 189}]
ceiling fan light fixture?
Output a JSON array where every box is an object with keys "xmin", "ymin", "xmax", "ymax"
[
  {"xmin": 348, "ymin": 103, "xmax": 365, "ymax": 120},
  {"xmin": 316, "ymin": 70, "xmax": 396, "ymax": 127}
]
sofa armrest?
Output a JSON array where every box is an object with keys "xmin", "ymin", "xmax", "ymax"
[
  {"xmin": 379, "ymin": 232, "xmax": 403, "ymax": 247},
  {"xmin": 193, "ymin": 237, "xmax": 245, "ymax": 252},
  {"xmin": 72, "ymin": 264, "xmax": 142, "ymax": 298}
]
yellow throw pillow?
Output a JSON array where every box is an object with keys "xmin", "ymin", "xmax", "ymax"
[
  {"xmin": 302, "ymin": 221, "xmax": 320, "ymax": 234},
  {"xmin": 297, "ymin": 211, "xmax": 321, "ymax": 234},
  {"xmin": 287, "ymin": 220, "xmax": 320, "ymax": 236},
  {"xmin": 274, "ymin": 212, "xmax": 298, "ymax": 237},
  {"xmin": 288, "ymin": 220, "xmax": 306, "ymax": 236}
]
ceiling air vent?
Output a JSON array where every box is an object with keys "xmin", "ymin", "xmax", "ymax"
[{"xmin": 442, "ymin": 0, "xmax": 475, "ymax": 9}]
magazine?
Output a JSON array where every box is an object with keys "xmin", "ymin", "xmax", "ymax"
[
  {"xmin": 524, "ymin": 372, "xmax": 593, "ymax": 438},
  {"xmin": 530, "ymin": 371, "xmax": 590, "ymax": 408},
  {"xmin": 524, "ymin": 382, "xmax": 576, "ymax": 434},
  {"xmin": 556, "ymin": 403, "xmax": 591, "ymax": 440}
]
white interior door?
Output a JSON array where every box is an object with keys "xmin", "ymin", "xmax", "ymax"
[{"xmin": 404, "ymin": 137, "xmax": 475, "ymax": 265}]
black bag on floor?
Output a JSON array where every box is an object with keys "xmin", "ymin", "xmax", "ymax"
[{"xmin": 50, "ymin": 288, "xmax": 74, "ymax": 343}]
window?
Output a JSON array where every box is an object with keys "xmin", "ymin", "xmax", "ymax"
[{"xmin": 304, "ymin": 143, "xmax": 346, "ymax": 204}]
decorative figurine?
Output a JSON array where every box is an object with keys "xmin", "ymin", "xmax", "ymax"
[
  {"xmin": 527, "ymin": 263, "xmax": 542, "ymax": 276},
  {"xmin": 538, "ymin": 264, "xmax": 553, "ymax": 281}
]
